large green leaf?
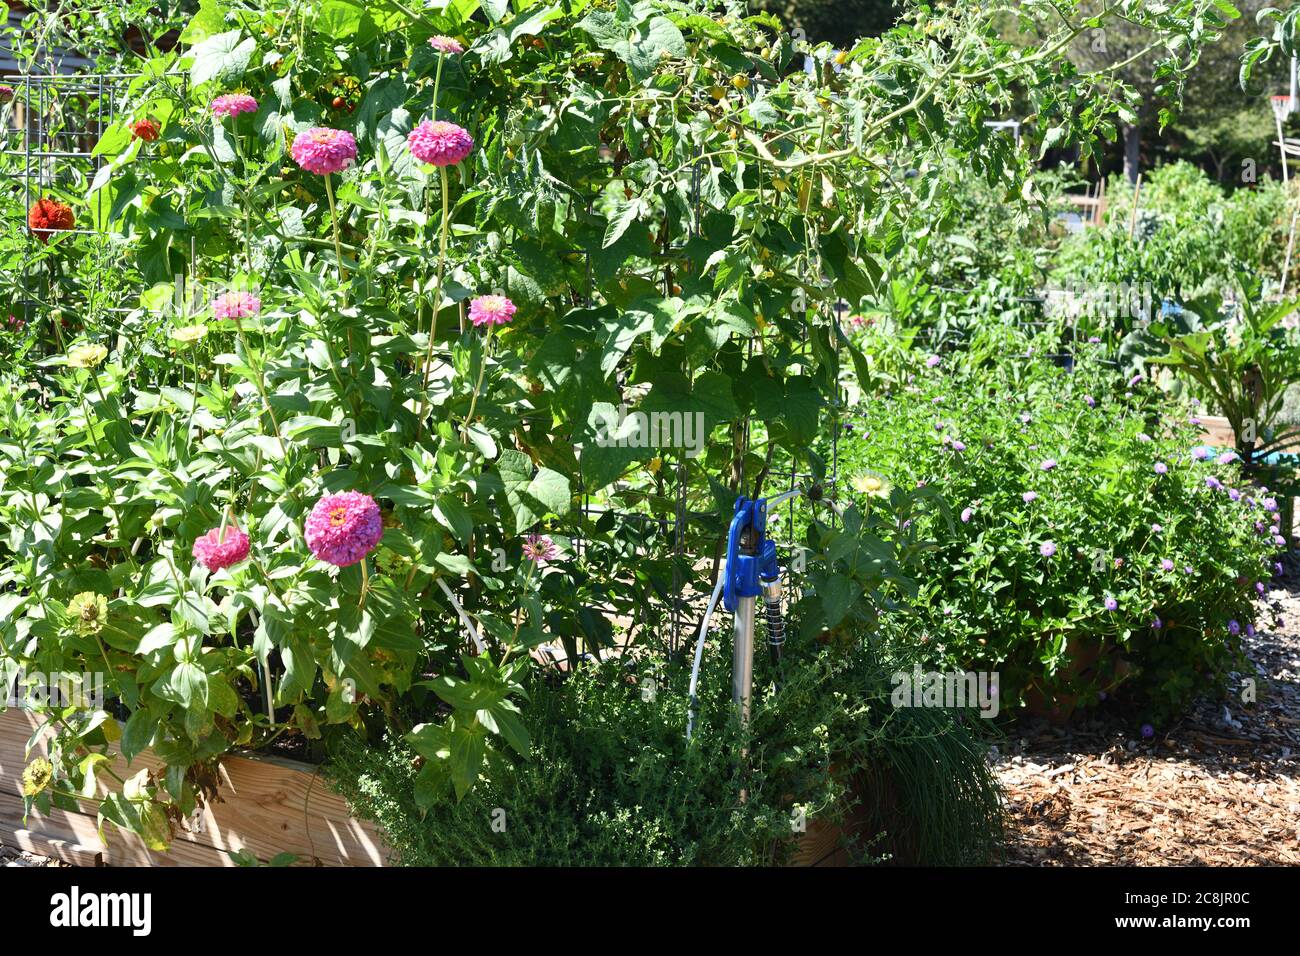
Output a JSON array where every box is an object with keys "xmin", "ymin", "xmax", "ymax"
[{"xmin": 189, "ymin": 29, "xmax": 256, "ymax": 86}]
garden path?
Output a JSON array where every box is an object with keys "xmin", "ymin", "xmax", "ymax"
[{"xmin": 996, "ymin": 566, "xmax": 1300, "ymax": 865}]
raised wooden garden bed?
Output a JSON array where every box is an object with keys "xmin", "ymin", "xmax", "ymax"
[{"xmin": 0, "ymin": 707, "xmax": 388, "ymax": 866}]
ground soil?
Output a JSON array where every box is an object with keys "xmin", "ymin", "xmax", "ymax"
[{"xmin": 995, "ymin": 568, "xmax": 1300, "ymax": 865}]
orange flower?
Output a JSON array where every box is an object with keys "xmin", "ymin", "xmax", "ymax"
[
  {"xmin": 131, "ymin": 119, "xmax": 160, "ymax": 142},
  {"xmin": 27, "ymin": 198, "xmax": 74, "ymax": 243}
]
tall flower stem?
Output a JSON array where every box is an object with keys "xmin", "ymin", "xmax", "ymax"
[
  {"xmin": 324, "ymin": 171, "xmax": 355, "ymax": 358},
  {"xmin": 233, "ymin": 314, "xmax": 287, "ymax": 459},
  {"xmin": 415, "ymin": 164, "xmax": 452, "ymax": 437},
  {"xmin": 500, "ymin": 561, "xmax": 538, "ymax": 667},
  {"xmin": 323, "ymin": 172, "xmax": 348, "ymax": 293},
  {"xmin": 231, "ymin": 125, "xmax": 253, "ymax": 273},
  {"xmin": 461, "ymin": 324, "xmax": 494, "ymax": 442}
]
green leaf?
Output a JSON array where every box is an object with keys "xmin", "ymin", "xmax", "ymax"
[
  {"xmin": 314, "ymin": 0, "xmax": 365, "ymax": 39},
  {"xmin": 496, "ymin": 449, "xmax": 571, "ymax": 531},
  {"xmin": 179, "ymin": 0, "xmax": 228, "ymax": 45},
  {"xmin": 603, "ymin": 193, "xmax": 644, "ymax": 249},
  {"xmin": 189, "ymin": 30, "xmax": 256, "ymax": 87}
]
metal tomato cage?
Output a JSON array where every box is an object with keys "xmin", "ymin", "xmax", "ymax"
[
  {"xmin": 550, "ymin": 142, "xmax": 846, "ymax": 717},
  {"xmin": 1, "ymin": 71, "xmax": 190, "ymax": 347}
]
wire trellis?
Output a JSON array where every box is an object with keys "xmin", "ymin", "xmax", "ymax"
[{"xmin": 1, "ymin": 71, "xmax": 191, "ymax": 342}]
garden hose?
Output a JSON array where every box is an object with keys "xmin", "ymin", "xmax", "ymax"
[
  {"xmin": 686, "ymin": 576, "xmax": 726, "ymax": 741},
  {"xmin": 435, "ymin": 577, "xmax": 487, "ymax": 655}
]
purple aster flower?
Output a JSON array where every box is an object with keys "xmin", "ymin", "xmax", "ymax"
[
  {"xmin": 1140, "ymin": 723, "xmax": 1154, "ymax": 740},
  {"xmin": 1040, "ymin": 459, "xmax": 1057, "ymax": 471},
  {"xmin": 1104, "ymin": 596, "xmax": 1118, "ymax": 611},
  {"xmin": 1023, "ymin": 491, "xmax": 1038, "ymax": 503},
  {"xmin": 1275, "ymin": 535, "xmax": 1287, "ymax": 547},
  {"xmin": 1083, "ymin": 395, "xmax": 1096, "ymax": 408},
  {"xmin": 1228, "ymin": 619, "xmax": 1241, "ymax": 635},
  {"xmin": 1153, "ymin": 462, "xmax": 1168, "ymax": 475},
  {"xmin": 1020, "ymin": 413, "xmax": 1032, "ymax": 425},
  {"xmin": 1088, "ymin": 336, "xmax": 1101, "ymax": 344},
  {"xmin": 1191, "ymin": 446, "xmax": 1212, "ymax": 461},
  {"xmin": 926, "ymin": 354, "xmax": 942, "ymax": 368},
  {"xmin": 1246, "ymin": 624, "xmax": 1256, "ymax": 637},
  {"xmin": 1128, "ymin": 373, "xmax": 1142, "ymax": 388},
  {"xmin": 1217, "ymin": 451, "xmax": 1240, "ymax": 465},
  {"xmin": 1256, "ymin": 582, "xmax": 1268, "ymax": 596},
  {"xmin": 961, "ymin": 507, "xmax": 973, "ymax": 523},
  {"xmin": 1040, "ymin": 540, "xmax": 1057, "ymax": 558},
  {"xmin": 1160, "ymin": 558, "xmax": 1174, "ymax": 571},
  {"xmin": 1136, "ymin": 433, "xmax": 1152, "ymax": 442},
  {"xmin": 1228, "ymin": 488, "xmax": 1241, "ymax": 502},
  {"xmin": 1205, "ymin": 476, "xmax": 1223, "ymax": 491},
  {"xmin": 1151, "ymin": 616, "xmax": 1162, "ymax": 630},
  {"xmin": 951, "ymin": 440, "xmax": 966, "ymax": 452},
  {"xmin": 1151, "ymin": 523, "xmax": 1163, "ymax": 533},
  {"xmin": 1264, "ymin": 497, "xmax": 1279, "ymax": 512}
]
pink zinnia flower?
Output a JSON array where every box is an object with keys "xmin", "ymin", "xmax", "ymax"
[
  {"xmin": 407, "ymin": 119, "xmax": 474, "ymax": 167},
  {"xmin": 211, "ymin": 94, "xmax": 258, "ymax": 118},
  {"xmin": 192, "ymin": 525, "xmax": 250, "ymax": 572},
  {"xmin": 469, "ymin": 294, "xmax": 517, "ymax": 328},
  {"xmin": 213, "ymin": 291, "xmax": 262, "ymax": 319},
  {"xmin": 522, "ymin": 534, "xmax": 559, "ymax": 564},
  {"xmin": 304, "ymin": 492, "xmax": 384, "ymax": 567},
  {"xmin": 291, "ymin": 127, "xmax": 358, "ymax": 175},
  {"xmin": 428, "ymin": 35, "xmax": 465, "ymax": 55}
]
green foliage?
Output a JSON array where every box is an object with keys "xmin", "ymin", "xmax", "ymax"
[
  {"xmin": 328, "ymin": 640, "xmax": 1004, "ymax": 866},
  {"xmin": 840, "ymin": 330, "xmax": 1279, "ymax": 721},
  {"xmin": 1143, "ymin": 274, "xmax": 1300, "ymax": 458},
  {"xmin": 1052, "ymin": 161, "xmax": 1290, "ymax": 304},
  {"xmin": 0, "ymin": 0, "xmax": 1239, "ymax": 850}
]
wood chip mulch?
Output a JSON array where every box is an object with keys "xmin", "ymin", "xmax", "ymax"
[{"xmin": 995, "ymin": 565, "xmax": 1300, "ymax": 865}]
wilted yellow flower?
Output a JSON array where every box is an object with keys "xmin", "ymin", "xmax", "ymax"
[
  {"xmin": 170, "ymin": 324, "xmax": 209, "ymax": 344},
  {"xmin": 373, "ymin": 546, "xmax": 411, "ymax": 577},
  {"xmin": 66, "ymin": 343, "xmax": 108, "ymax": 368},
  {"xmin": 851, "ymin": 473, "xmax": 892, "ymax": 498},
  {"xmin": 67, "ymin": 591, "xmax": 108, "ymax": 635},
  {"xmin": 21, "ymin": 757, "xmax": 53, "ymax": 797}
]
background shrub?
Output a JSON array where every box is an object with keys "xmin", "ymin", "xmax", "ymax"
[{"xmin": 840, "ymin": 330, "xmax": 1279, "ymax": 721}]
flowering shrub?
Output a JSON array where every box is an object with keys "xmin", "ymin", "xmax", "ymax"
[
  {"xmin": 0, "ymin": 0, "xmax": 1236, "ymax": 850},
  {"xmin": 841, "ymin": 333, "xmax": 1280, "ymax": 720}
]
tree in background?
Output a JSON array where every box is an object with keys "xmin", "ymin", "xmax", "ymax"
[
  {"xmin": 1064, "ymin": 0, "xmax": 1287, "ymax": 185},
  {"xmin": 749, "ymin": 0, "xmax": 900, "ymax": 47}
]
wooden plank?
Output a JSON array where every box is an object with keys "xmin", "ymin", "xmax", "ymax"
[
  {"xmin": 0, "ymin": 823, "xmax": 102, "ymax": 866},
  {"xmin": 0, "ymin": 708, "xmax": 389, "ymax": 866},
  {"xmin": 0, "ymin": 789, "xmax": 232, "ymax": 866}
]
